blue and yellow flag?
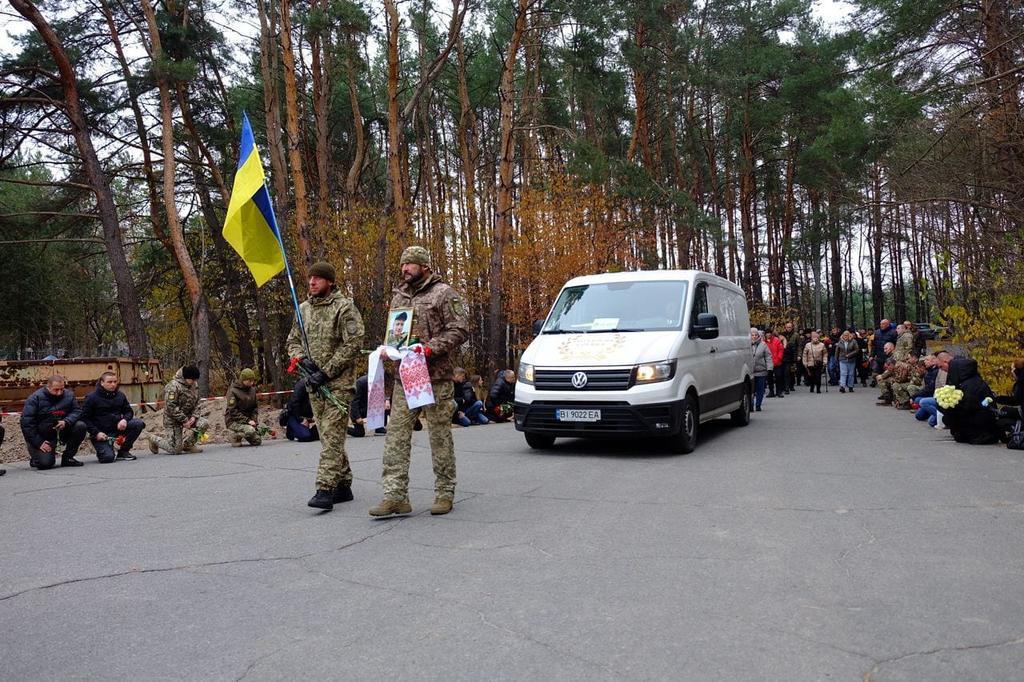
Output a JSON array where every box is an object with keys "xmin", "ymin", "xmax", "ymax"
[{"xmin": 222, "ymin": 113, "xmax": 286, "ymax": 287}]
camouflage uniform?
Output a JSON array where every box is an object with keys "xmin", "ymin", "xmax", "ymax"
[
  {"xmin": 892, "ymin": 331, "xmax": 915, "ymax": 362},
  {"xmin": 878, "ymin": 360, "xmax": 914, "ymax": 403},
  {"xmin": 153, "ymin": 368, "xmax": 208, "ymax": 454},
  {"xmin": 892, "ymin": 363, "xmax": 926, "ymax": 408},
  {"xmin": 287, "ymin": 289, "xmax": 365, "ymax": 490},
  {"xmin": 225, "ymin": 378, "xmax": 261, "ymax": 445},
  {"xmin": 380, "ymin": 248, "xmax": 470, "ymax": 503}
]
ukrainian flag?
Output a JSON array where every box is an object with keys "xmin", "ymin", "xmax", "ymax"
[{"xmin": 222, "ymin": 112, "xmax": 286, "ymax": 287}]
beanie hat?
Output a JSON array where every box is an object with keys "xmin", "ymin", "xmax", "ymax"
[
  {"xmin": 309, "ymin": 261, "xmax": 336, "ymax": 282},
  {"xmin": 182, "ymin": 365, "xmax": 200, "ymax": 380},
  {"xmin": 239, "ymin": 368, "xmax": 257, "ymax": 382},
  {"xmin": 400, "ymin": 246, "xmax": 431, "ymax": 267}
]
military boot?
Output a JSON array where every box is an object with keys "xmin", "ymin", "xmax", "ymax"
[
  {"xmin": 184, "ymin": 445, "xmax": 204, "ymax": 453},
  {"xmin": 333, "ymin": 483, "xmax": 354, "ymax": 503},
  {"xmin": 148, "ymin": 437, "xmax": 159, "ymax": 454},
  {"xmin": 307, "ymin": 489, "xmax": 334, "ymax": 510},
  {"xmin": 430, "ymin": 498, "xmax": 453, "ymax": 515},
  {"xmin": 368, "ymin": 498, "xmax": 412, "ymax": 517}
]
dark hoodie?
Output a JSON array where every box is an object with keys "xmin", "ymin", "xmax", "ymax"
[
  {"xmin": 941, "ymin": 358, "xmax": 999, "ymax": 443},
  {"xmin": 20, "ymin": 387, "xmax": 82, "ymax": 449},
  {"xmin": 225, "ymin": 378, "xmax": 258, "ymax": 426},
  {"xmin": 82, "ymin": 380, "xmax": 134, "ymax": 438}
]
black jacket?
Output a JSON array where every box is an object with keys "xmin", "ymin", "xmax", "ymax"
[
  {"xmin": 942, "ymin": 358, "xmax": 999, "ymax": 443},
  {"xmin": 279, "ymin": 379, "xmax": 314, "ymax": 426},
  {"xmin": 20, "ymin": 387, "xmax": 82, "ymax": 448},
  {"xmin": 996, "ymin": 372, "xmax": 1024, "ymax": 407},
  {"xmin": 488, "ymin": 375, "xmax": 515, "ymax": 407},
  {"xmin": 453, "ymin": 379, "xmax": 477, "ymax": 411},
  {"xmin": 874, "ymin": 326, "xmax": 898, "ymax": 359},
  {"xmin": 350, "ymin": 375, "xmax": 368, "ymax": 420},
  {"xmin": 918, "ymin": 366, "xmax": 940, "ymax": 398},
  {"xmin": 82, "ymin": 380, "xmax": 134, "ymax": 437}
]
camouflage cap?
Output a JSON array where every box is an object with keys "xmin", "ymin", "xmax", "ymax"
[
  {"xmin": 239, "ymin": 368, "xmax": 257, "ymax": 382},
  {"xmin": 400, "ymin": 245, "xmax": 431, "ymax": 267}
]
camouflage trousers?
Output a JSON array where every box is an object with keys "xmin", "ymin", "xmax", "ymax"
[
  {"xmin": 892, "ymin": 382, "xmax": 922, "ymax": 408},
  {"xmin": 310, "ymin": 387, "xmax": 354, "ymax": 490},
  {"xmin": 227, "ymin": 421, "xmax": 262, "ymax": 445},
  {"xmin": 877, "ymin": 378, "xmax": 896, "ymax": 402},
  {"xmin": 381, "ymin": 380, "xmax": 457, "ymax": 501},
  {"xmin": 154, "ymin": 417, "xmax": 209, "ymax": 455}
]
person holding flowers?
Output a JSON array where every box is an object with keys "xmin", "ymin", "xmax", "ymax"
[
  {"xmin": 287, "ymin": 261, "xmax": 366, "ymax": 511},
  {"xmin": 938, "ymin": 357, "xmax": 1000, "ymax": 444}
]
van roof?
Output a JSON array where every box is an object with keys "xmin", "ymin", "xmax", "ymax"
[{"xmin": 563, "ymin": 269, "xmax": 744, "ymax": 293}]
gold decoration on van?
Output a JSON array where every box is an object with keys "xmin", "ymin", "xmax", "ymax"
[{"xmin": 556, "ymin": 334, "xmax": 627, "ymax": 362}]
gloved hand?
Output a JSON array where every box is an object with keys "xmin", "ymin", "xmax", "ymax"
[
  {"xmin": 305, "ymin": 371, "xmax": 329, "ymax": 390},
  {"xmin": 409, "ymin": 343, "xmax": 432, "ymax": 359},
  {"xmin": 299, "ymin": 358, "xmax": 321, "ymax": 375}
]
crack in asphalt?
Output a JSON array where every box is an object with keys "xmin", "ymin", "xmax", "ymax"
[
  {"xmin": 235, "ymin": 638, "xmax": 304, "ymax": 682},
  {"xmin": 862, "ymin": 635, "xmax": 1024, "ymax": 681},
  {"xmin": 0, "ymin": 522, "xmax": 400, "ymax": 604},
  {"xmin": 307, "ymin": 568, "xmax": 624, "ymax": 678}
]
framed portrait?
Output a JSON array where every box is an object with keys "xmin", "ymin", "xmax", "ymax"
[{"xmin": 385, "ymin": 308, "xmax": 414, "ymax": 348}]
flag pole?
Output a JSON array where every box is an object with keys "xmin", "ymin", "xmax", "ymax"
[{"xmin": 265, "ymin": 179, "xmax": 312, "ymax": 359}]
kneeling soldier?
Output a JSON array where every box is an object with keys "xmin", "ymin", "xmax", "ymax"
[
  {"xmin": 226, "ymin": 368, "xmax": 262, "ymax": 447},
  {"xmin": 149, "ymin": 365, "xmax": 207, "ymax": 454},
  {"xmin": 82, "ymin": 372, "xmax": 144, "ymax": 462}
]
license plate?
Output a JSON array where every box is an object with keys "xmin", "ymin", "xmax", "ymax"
[{"xmin": 556, "ymin": 409, "xmax": 601, "ymax": 422}]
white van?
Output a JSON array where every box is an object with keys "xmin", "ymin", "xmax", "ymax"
[{"xmin": 513, "ymin": 270, "xmax": 752, "ymax": 453}]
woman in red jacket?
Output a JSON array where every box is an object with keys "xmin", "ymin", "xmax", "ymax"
[{"xmin": 765, "ymin": 329, "xmax": 786, "ymax": 398}]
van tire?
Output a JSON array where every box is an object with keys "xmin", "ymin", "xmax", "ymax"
[
  {"xmin": 730, "ymin": 383, "xmax": 751, "ymax": 426},
  {"xmin": 525, "ymin": 432, "xmax": 556, "ymax": 449},
  {"xmin": 668, "ymin": 395, "xmax": 698, "ymax": 454}
]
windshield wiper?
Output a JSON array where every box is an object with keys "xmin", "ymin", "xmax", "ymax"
[
  {"xmin": 584, "ymin": 328, "xmax": 645, "ymax": 333},
  {"xmin": 541, "ymin": 329, "xmax": 581, "ymax": 334}
]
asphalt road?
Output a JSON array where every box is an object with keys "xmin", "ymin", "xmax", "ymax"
[{"xmin": 2, "ymin": 386, "xmax": 1023, "ymax": 680}]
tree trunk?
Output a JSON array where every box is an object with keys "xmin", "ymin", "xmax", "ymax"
[
  {"xmin": 279, "ymin": 0, "xmax": 313, "ymax": 266},
  {"xmin": 489, "ymin": 0, "xmax": 532, "ymax": 372},
  {"xmin": 10, "ymin": 0, "xmax": 150, "ymax": 358},
  {"xmin": 139, "ymin": 0, "xmax": 210, "ymax": 393},
  {"xmin": 257, "ymin": 0, "xmax": 290, "ymax": 204}
]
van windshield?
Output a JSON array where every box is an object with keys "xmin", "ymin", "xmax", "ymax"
[{"xmin": 542, "ymin": 281, "xmax": 689, "ymax": 333}]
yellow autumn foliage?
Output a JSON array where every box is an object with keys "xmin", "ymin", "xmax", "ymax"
[{"xmin": 942, "ymin": 295, "xmax": 1024, "ymax": 395}]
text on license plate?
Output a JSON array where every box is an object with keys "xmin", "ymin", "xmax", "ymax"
[{"xmin": 556, "ymin": 409, "xmax": 601, "ymax": 422}]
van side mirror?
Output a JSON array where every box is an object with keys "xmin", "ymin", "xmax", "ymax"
[
  {"xmin": 693, "ymin": 313, "xmax": 719, "ymax": 340},
  {"xmin": 532, "ymin": 320, "xmax": 544, "ymax": 336}
]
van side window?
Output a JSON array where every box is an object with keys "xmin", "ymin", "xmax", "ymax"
[{"xmin": 690, "ymin": 282, "xmax": 708, "ymax": 336}]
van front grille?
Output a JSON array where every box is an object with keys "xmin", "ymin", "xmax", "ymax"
[{"xmin": 533, "ymin": 368, "xmax": 633, "ymax": 391}]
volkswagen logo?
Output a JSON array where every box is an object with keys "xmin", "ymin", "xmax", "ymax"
[{"xmin": 571, "ymin": 371, "xmax": 588, "ymax": 389}]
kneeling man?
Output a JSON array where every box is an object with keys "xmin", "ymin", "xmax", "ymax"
[{"xmin": 83, "ymin": 372, "xmax": 144, "ymax": 462}]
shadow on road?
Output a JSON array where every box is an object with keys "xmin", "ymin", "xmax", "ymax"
[{"xmin": 521, "ymin": 416, "xmax": 739, "ymax": 459}]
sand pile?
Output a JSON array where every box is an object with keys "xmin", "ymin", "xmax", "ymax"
[{"xmin": 1, "ymin": 400, "xmax": 285, "ymax": 464}]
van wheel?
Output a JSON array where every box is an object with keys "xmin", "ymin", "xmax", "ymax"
[
  {"xmin": 525, "ymin": 432, "xmax": 556, "ymax": 449},
  {"xmin": 668, "ymin": 395, "xmax": 698, "ymax": 454},
  {"xmin": 731, "ymin": 384, "xmax": 751, "ymax": 426}
]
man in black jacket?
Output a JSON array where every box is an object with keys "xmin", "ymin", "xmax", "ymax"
[
  {"xmin": 280, "ymin": 378, "xmax": 319, "ymax": 442},
  {"xmin": 20, "ymin": 375, "xmax": 87, "ymax": 469},
  {"xmin": 487, "ymin": 369, "xmax": 516, "ymax": 422},
  {"xmin": 82, "ymin": 372, "xmax": 144, "ymax": 463},
  {"xmin": 347, "ymin": 375, "xmax": 389, "ymax": 438}
]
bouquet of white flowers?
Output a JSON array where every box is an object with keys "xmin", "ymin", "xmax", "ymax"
[{"xmin": 935, "ymin": 384, "xmax": 964, "ymax": 410}]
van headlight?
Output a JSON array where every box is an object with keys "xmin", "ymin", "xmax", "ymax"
[
  {"xmin": 635, "ymin": 361, "xmax": 675, "ymax": 384},
  {"xmin": 518, "ymin": 362, "xmax": 535, "ymax": 385}
]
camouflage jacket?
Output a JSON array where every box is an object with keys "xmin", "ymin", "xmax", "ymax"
[
  {"xmin": 389, "ymin": 273, "xmax": 470, "ymax": 382},
  {"xmin": 163, "ymin": 368, "xmax": 200, "ymax": 427},
  {"xmin": 893, "ymin": 331, "xmax": 914, "ymax": 362},
  {"xmin": 287, "ymin": 289, "xmax": 365, "ymax": 392},
  {"xmin": 224, "ymin": 379, "xmax": 258, "ymax": 426},
  {"xmin": 886, "ymin": 360, "xmax": 917, "ymax": 384}
]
